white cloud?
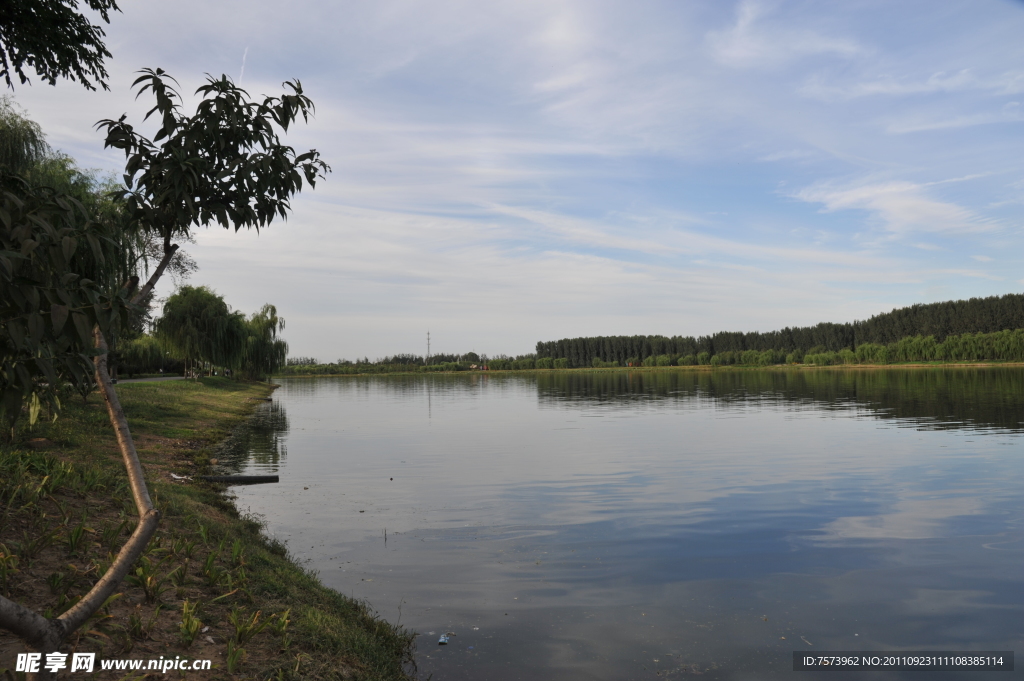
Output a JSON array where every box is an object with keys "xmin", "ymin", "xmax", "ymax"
[
  {"xmin": 971, "ymin": 255, "xmax": 993, "ymax": 262},
  {"xmin": 885, "ymin": 102, "xmax": 1024, "ymax": 134},
  {"xmin": 803, "ymin": 69, "xmax": 1024, "ymax": 102},
  {"xmin": 707, "ymin": 0, "xmax": 862, "ymax": 69},
  {"xmin": 795, "ymin": 179, "xmax": 997, "ymax": 236}
]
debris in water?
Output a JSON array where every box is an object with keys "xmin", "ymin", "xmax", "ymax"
[
  {"xmin": 439, "ymin": 632, "xmax": 456, "ymax": 645},
  {"xmin": 472, "ymin": 627, "xmax": 479, "ymax": 631},
  {"xmin": 801, "ymin": 636, "xmax": 812, "ymax": 646}
]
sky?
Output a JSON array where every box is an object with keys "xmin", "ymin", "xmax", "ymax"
[{"xmin": 10, "ymin": 0, "xmax": 1024, "ymax": 360}]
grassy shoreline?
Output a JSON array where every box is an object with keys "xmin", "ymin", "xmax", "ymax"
[{"xmin": 0, "ymin": 378, "xmax": 414, "ymax": 680}]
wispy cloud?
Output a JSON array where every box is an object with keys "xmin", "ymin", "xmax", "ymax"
[
  {"xmin": 794, "ymin": 178, "xmax": 997, "ymax": 236},
  {"xmin": 707, "ymin": 0, "xmax": 862, "ymax": 69}
]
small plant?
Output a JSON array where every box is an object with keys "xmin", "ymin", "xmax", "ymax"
[
  {"xmin": 271, "ymin": 609, "xmax": 292, "ymax": 652},
  {"xmin": 226, "ymin": 639, "xmax": 245, "ymax": 674},
  {"xmin": 168, "ymin": 563, "xmax": 190, "ymax": 588},
  {"xmin": 125, "ymin": 556, "xmax": 172, "ymax": 603},
  {"xmin": 201, "ymin": 552, "xmax": 225, "ymax": 587},
  {"xmin": 0, "ymin": 544, "xmax": 18, "ymax": 596},
  {"xmin": 197, "ymin": 523, "xmax": 210, "ymax": 544},
  {"xmin": 143, "ymin": 535, "xmax": 165, "ymax": 557},
  {"xmin": 231, "ymin": 539, "xmax": 246, "ymax": 568},
  {"xmin": 229, "ymin": 608, "xmax": 272, "ymax": 645},
  {"xmin": 101, "ymin": 519, "xmax": 129, "ymax": 550},
  {"xmin": 127, "ymin": 605, "xmax": 162, "ymax": 640},
  {"xmin": 76, "ymin": 467, "xmax": 106, "ymax": 495},
  {"xmin": 15, "ymin": 526, "xmax": 58, "ymax": 565},
  {"xmin": 51, "ymin": 496, "xmax": 72, "ymax": 525},
  {"xmin": 179, "ymin": 600, "xmax": 203, "ymax": 648},
  {"xmin": 46, "ymin": 571, "xmax": 70, "ymax": 596},
  {"xmin": 171, "ymin": 537, "xmax": 199, "ymax": 561},
  {"xmin": 270, "ymin": 609, "xmax": 291, "ymax": 636},
  {"xmin": 66, "ymin": 524, "xmax": 87, "ymax": 555}
]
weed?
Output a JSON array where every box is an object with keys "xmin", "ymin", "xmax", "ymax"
[
  {"xmin": 0, "ymin": 544, "xmax": 18, "ymax": 596},
  {"xmin": 179, "ymin": 600, "xmax": 203, "ymax": 648},
  {"xmin": 127, "ymin": 605, "xmax": 162, "ymax": 640},
  {"xmin": 66, "ymin": 524, "xmax": 87, "ymax": 555},
  {"xmin": 46, "ymin": 571, "xmax": 70, "ymax": 596},
  {"xmin": 124, "ymin": 556, "xmax": 172, "ymax": 603},
  {"xmin": 168, "ymin": 563, "xmax": 190, "ymax": 587},
  {"xmin": 51, "ymin": 496, "xmax": 72, "ymax": 525},
  {"xmin": 14, "ymin": 526, "xmax": 58, "ymax": 566},
  {"xmin": 229, "ymin": 608, "xmax": 272, "ymax": 645},
  {"xmin": 201, "ymin": 552, "xmax": 225, "ymax": 587},
  {"xmin": 197, "ymin": 523, "xmax": 210, "ymax": 544},
  {"xmin": 270, "ymin": 609, "xmax": 291, "ymax": 636},
  {"xmin": 226, "ymin": 639, "xmax": 245, "ymax": 674},
  {"xmin": 231, "ymin": 538, "xmax": 246, "ymax": 568},
  {"xmin": 101, "ymin": 519, "xmax": 129, "ymax": 550}
]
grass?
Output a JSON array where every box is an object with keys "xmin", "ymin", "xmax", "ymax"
[{"xmin": 0, "ymin": 378, "xmax": 415, "ymax": 680}]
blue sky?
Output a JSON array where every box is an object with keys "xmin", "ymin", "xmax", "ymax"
[{"xmin": 12, "ymin": 0, "xmax": 1024, "ymax": 360}]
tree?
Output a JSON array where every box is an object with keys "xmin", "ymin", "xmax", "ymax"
[
  {"xmin": 1, "ymin": 71, "xmax": 327, "ymax": 666},
  {"xmin": 97, "ymin": 69, "xmax": 329, "ymax": 305},
  {"xmin": 240, "ymin": 304, "xmax": 287, "ymax": 381},
  {"xmin": 0, "ymin": 96, "xmax": 48, "ymax": 173},
  {"xmin": 155, "ymin": 285, "xmax": 246, "ymax": 376}
]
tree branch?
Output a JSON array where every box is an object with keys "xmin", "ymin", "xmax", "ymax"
[
  {"xmin": 130, "ymin": 234, "xmax": 178, "ymax": 306},
  {"xmin": 0, "ymin": 595, "xmax": 64, "ymax": 651}
]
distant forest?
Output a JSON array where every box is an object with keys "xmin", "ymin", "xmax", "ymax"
[{"xmin": 536, "ymin": 293, "xmax": 1024, "ymax": 368}]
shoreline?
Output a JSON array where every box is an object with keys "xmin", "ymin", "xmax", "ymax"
[
  {"xmin": 275, "ymin": 360, "xmax": 1024, "ymax": 378},
  {"xmin": 0, "ymin": 378, "xmax": 414, "ymax": 680}
]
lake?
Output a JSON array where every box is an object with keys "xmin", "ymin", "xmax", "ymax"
[{"xmin": 221, "ymin": 369, "xmax": 1024, "ymax": 680}]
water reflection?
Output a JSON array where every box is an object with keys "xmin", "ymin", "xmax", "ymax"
[
  {"xmin": 535, "ymin": 368, "xmax": 1024, "ymax": 432},
  {"xmin": 226, "ymin": 369, "xmax": 1024, "ymax": 680},
  {"xmin": 216, "ymin": 400, "xmax": 289, "ymax": 473}
]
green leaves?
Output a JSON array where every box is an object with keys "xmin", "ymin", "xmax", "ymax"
[
  {"xmin": 0, "ymin": 173, "xmax": 131, "ymax": 434},
  {"xmin": 96, "ymin": 69, "xmax": 330, "ymax": 242},
  {"xmin": 0, "ymin": 0, "xmax": 120, "ymax": 91}
]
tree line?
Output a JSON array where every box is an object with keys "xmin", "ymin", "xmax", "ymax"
[
  {"xmin": 118, "ymin": 286, "xmax": 288, "ymax": 381},
  {"xmin": 535, "ymin": 294, "xmax": 1024, "ymax": 367}
]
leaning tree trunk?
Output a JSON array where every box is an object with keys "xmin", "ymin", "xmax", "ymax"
[
  {"xmin": 0, "ymin": 328, "xmax": 161, "ymax": 679},
  {"xmin": 0, "ymin": 268, "xmax": 176, "ymax": 678}
]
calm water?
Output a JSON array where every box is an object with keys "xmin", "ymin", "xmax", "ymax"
[{"xmin": 221, "ymin": 369, "xmax": 1024, "ymax": 680}]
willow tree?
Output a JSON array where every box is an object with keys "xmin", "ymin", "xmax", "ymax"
[
  {"xmin": 241, "ymin": 304, "xmax": 287, "ymax": 381},
  {"xmin": 0, "ymin": 71, "xmax": 327, "ymax": 662},
  {"xmin": 155, "ymin": 285, "xmax": 246, "ymax": 376}
]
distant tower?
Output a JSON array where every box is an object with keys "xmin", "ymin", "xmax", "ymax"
[{"xmin": 427, "ymin": 331, "xmax": 431, "ymax": 362}]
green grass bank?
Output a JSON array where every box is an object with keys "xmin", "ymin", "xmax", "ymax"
[{"xmin": 0, "ymin": 378, "xmax": 415, "ymax": 680}]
